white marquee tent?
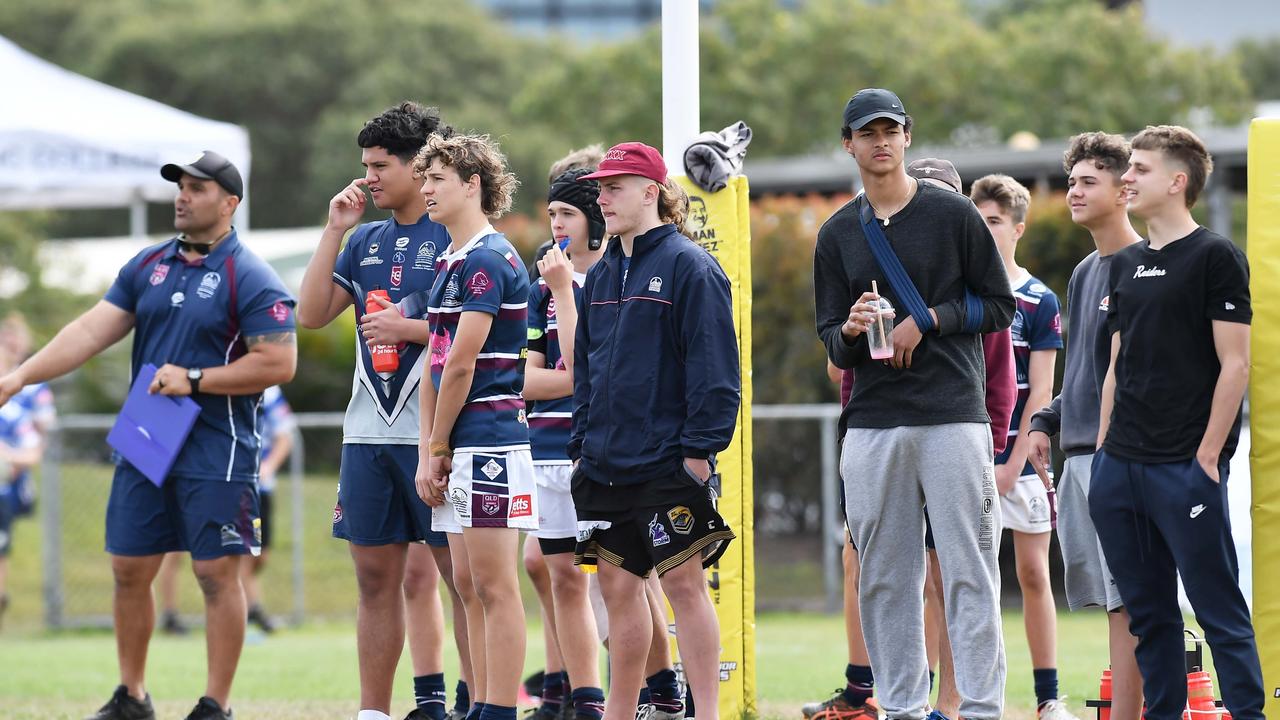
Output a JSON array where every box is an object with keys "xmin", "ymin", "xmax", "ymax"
[{"xmin": 0, "ymin": 35, "xmax": 251, "ymax": 235}]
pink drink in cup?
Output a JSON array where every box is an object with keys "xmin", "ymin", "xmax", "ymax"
[{"xmin": 868, "ymin": 296, "xmax": 895, "ymax": 360}]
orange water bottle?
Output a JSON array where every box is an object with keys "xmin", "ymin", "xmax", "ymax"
[
  {"xmin": 1099, "ymin": 669, "xmax": 1113, "ymax": 720},
  {"xmin": 366, "ymin": 288, "xmax": 399, "ymax": 373},
  {"xmin": 1186, "ymin": 671, "xmax": 1219, "ymax": 720}
]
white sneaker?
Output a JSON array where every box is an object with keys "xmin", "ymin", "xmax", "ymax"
[
  {"xmin": 1038, "ymin": 698, "xmax": 1082, "ymax": 720},
  {"xmin": 635, "ymin": 704, "xmax": 685, "ymax": 720}
]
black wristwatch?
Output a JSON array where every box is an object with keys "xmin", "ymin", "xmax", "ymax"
[{"xmin": 187, "ymin": 367, "xmax": 203, "ymax": 394}]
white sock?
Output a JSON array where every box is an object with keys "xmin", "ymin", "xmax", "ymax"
[{"xmin": 356, "ymin": 711, "xmax": 392, "ymax": 720}]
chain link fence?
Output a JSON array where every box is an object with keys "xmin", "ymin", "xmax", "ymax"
[{"xmin": 6, "ymin": 407, "xmax": 847, "ymax": 632}]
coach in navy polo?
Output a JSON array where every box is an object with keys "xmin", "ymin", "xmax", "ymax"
[{"xmin": 0, "ymin": 150, "xmax": 296, "ymax": 720}]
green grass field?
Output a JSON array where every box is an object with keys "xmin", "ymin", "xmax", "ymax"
[
  {"xmin": 1, "ymin": 608, "xmax": 1213, "ymax": 720},
  {"xmin": 1, "ymin": 463, "xmax": 1218, "ymax": 719}
]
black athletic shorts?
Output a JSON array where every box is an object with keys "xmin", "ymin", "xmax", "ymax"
[
  {"xmin": 572, "ymin": 463, "xmax": 735, "ymax": 578},
  {"xmin": 259, "ymin": 490, "xmax": 274, "ymax": 549}
]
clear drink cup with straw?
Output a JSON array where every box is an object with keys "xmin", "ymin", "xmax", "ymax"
[{"xmin": 868, "ymin": 280, "xmax": 895, "ymax": 360}]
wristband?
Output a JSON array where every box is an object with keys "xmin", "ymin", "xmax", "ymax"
[{"xmin": 430, "ymin": 441, "xmax": 451, "ymax": 457}]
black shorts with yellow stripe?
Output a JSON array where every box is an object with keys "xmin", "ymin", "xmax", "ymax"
[{"xmin": 571, "ymin": 463, "xmax": 734, "ymax": 578}]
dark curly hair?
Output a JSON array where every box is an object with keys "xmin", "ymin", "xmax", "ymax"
[
  {"xmin": 357, "ymin": 101, "xmax": 453, "ymax": 163},
  {"xmin": 1062, "ymin": 131, "xmax": 1130, "ymax": 180}
]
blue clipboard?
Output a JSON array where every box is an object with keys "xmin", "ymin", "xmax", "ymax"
[{"xmin": 106, "ymin": 364, "xmax": 201, "ymax": 486}]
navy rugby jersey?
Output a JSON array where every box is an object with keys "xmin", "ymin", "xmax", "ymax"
[
  {"xmin": 104, "ymin": 231, "xmax": 296, "ymax": 482},
  {"xmin": 333, "ymin": 215, "xmax": 448, "ymax": 443},
  {"xmin": 526, "ymin": 272, "xmax": 585, "ymax": 464},
  {"xmin": 995, "ymin": 274, "xmax": 1063, "ymax": 474},
  {"xmin": 426, "ymin": 228, "xmax": 530, "ymax": 453}
]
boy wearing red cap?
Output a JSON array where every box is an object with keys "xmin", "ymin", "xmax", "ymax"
[{"xmin": 569, "ymin": 142, "xmax": 740, "ymax": 720}]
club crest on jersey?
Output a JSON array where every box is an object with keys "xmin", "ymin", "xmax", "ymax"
[
  {"xmin": 481, "ymin": 493, "xmax": 501, "ymax": 517},
  {"xmin": 395, "ymin": 236, "xmax": 411, "ymax": 249},
  {"xmin": 510, "ymin": 494, "xmax": 532, "ymax": 519},
  {"xmin": 390, "ymin": 265, "xmax": 403, "ymax": 287},
  {"xmin": 197, "ymin": 271, "xmax": 221, "ymax": 299},
  {"xmin": 415, "ymin": 241, "xmax": 437, "ymax": 270},
  {"xmin": 393, "ymin": 251, "xmax": 406, "ymax": 264},
  {"xmin": 149, "ymin": 263, "xmax": 170, "ymax": 286},
  {"xmin": 648, "ymin": 276, "xmax": 663, "ymax": 293},
  {"xmin": 270, "ymin": 301, "xmax": 290, "ymax": 324},
  {"xmin": 171, "ymin": 291, "xmax": 185, "ymax": 307},
  {"xmin": 648, "ymin": 513, "xmax": 671, "ymax": 547},
  {"xmin": 1098, "ymin": 295, "xmax": 1110, "ymax": 312},
  {"xmin": 469, "ymin": 270, "xmax": 492, "ymax": 297},
  {"xmin": 444, "ymin": 276, "xmax": 462, "ymax": 306},
  {"xmin": 368, "ymin": 242, "xmax": 380, "ymax": 254}
]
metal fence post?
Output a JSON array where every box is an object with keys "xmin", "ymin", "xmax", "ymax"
[
  {"xmin": 289, "ymin": 427, "xmax": 306, "ymax": 626},
  {"xmin": 821, "ymin": 415, "xmax": 841, "ymax": 614},
  {"xmin": 41, "ymin": 427, "xmax": 64, "ymax": 630}
]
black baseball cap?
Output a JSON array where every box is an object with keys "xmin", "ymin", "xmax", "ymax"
[
  {"xmin": 843, "ymin": 88, "xmax": 908, "ymax": 131},
  {"xmin": 160, "ymin": 150, "xmax": 244, "ymax": 199}
]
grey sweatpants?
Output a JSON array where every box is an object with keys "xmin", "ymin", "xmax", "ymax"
[{"xmin": 842, "ymin": 423, "xmax": 1005, "ymax": 720}]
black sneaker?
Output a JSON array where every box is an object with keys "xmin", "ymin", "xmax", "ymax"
[
  {"xmin": 85, "ymin": 685, "xmax": 156, "ymax": 720},
  {"xmin": 524, "ymin": 706, "xmax": 561, "ymax": 720},
  {"xmin": 183, "ymin": 696, "xmax": 233, "ymax": 720},
  {"xmin": 247, "ymin": 604, "xmax": 277, "ymax": 634},
  {"xmin": 446, "ymin": 708, "xmax": 469, "ymax": 720},
  {"xmin": 160, "ymin": 610, "xmax": 189, "ymax": 636}
]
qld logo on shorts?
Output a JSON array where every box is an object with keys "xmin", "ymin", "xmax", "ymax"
[
  {"xmin": 149, "ymin": 263, "xmax": 170, "ymax": 286},
  {"xmin": 510, "ymin": 494, "xmax": 532, "ymax": 519},
  {"xmin": 480, "ymin": 493, "xmax": 501, "ymax": 517}
]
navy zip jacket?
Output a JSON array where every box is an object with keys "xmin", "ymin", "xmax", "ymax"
[{"xmin": 568, "ymin": 223, "xmax": 741, "ymax": 485}]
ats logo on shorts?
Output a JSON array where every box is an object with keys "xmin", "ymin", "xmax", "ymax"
[{"xmin": 510, "ymin": 494, "xmax": 533, "ymax": 519}]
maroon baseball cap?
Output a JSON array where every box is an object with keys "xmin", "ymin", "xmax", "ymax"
[{"xmin": 579, "ymin": 142, "xmax": 668, "ymax": 184}]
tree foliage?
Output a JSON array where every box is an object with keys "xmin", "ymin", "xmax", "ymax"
[{"xmin": 0, "ymin": 0, "xmax": 1256, "ymax": 230}]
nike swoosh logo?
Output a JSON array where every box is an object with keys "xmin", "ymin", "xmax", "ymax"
[{"xmin": 1190, "ymin": 504, "xmax": 1206, "ymax": 519}]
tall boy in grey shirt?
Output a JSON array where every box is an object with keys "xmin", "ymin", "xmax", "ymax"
[
  {"xmin": 813, "ymin": 88, "xmax": 1014, "ymax": 720},
  {"xmin": 1027, "ymin": 132, "xmax": 1144, "ymax": 720}
]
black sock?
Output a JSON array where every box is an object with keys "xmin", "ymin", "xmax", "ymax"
[
  {"xmin": 646, "ymin": 669, "xmax": 682, "ymax": 712},
  {"xmin": 571, "ymin": 687, "xmax": 605, "ymax": 720},
  {"xmin": 466, "ymin": 702, "xmax": 486, "ymax": 720},
  {"xmin": 929, "ymin": 670, "xmax": 936, "ymax": 693},
  {"xmin": 541, "ymin": 671, "xmax": 567, "ymax": 712},
  {"xmin": 842, "ymin": 664, "xmax": 874, "ymax": 707},
  {"xmin": 454, "ymin": 680, "xmax": 470, "ymax": 714},
  {"xmin": 414, "ymin": 673, "xmax": 447, "ymax": 719},
  {"xmin": 1034, "ymin": 668, "xmax": 1059, "ymax": 707}
]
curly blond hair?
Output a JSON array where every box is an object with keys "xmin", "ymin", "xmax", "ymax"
[{"xmin": 413, "ymin": 133, "xmax": 519, "ymax": 218}]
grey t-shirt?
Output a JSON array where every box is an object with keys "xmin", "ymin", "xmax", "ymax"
[
  {"xmin": 1029, "ymin": 250, "xmax": 1116, "ymax": 456},
  {"xmin": 813, "ymin": 183, "xmax": 1015, "ymax": 430}
]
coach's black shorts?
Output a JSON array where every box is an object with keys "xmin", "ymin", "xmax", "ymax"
[{"xmin": 572, "ymin": 464, "xmax": 735, "ymax": 578}]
